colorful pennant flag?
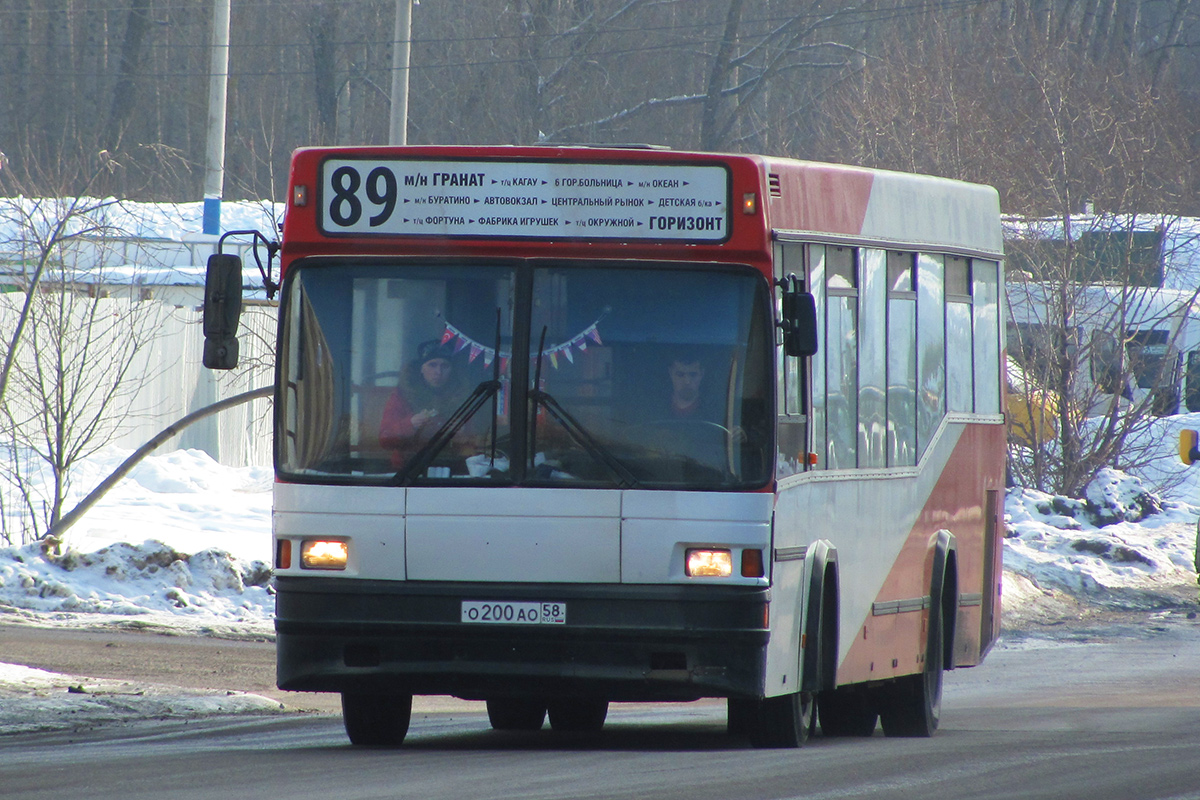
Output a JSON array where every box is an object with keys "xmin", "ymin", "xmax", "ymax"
[{"xmin": 436, "ymin": 317, "xmax": 604, "ymax": 371}]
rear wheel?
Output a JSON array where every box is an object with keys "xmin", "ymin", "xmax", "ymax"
[
  {"xmin": 341, "ymin": 692, "xmax": 413, "ymax": 746},
  {"xmin": 747, "ymin": 691, "xmax": 814, "ymax": 749},
  {"xmin": 486, "ymin": 698, "xmax": 547, "ymax": 731},
  {"xmin": 818, "ymin": 687, "xmax": 878, "ymax": 737},
  {"xmin": 547, "ymin": 698, "xmax": 609, "ymax": 732},
  {"xmin": 879, "ymin": 613, "xmax": 944, "ymax": 737}
]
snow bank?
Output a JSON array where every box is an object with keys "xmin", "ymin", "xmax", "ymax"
[
  {"xmin": 1, "ymin": 447, "xmax": 274, "ymax": 636},
  {"xmin": 0, "ymin": 539, "xmax": 274, "ymax": 624},
  {"xmin": 1003, "ymin": 468, "xmax": 1199, "ymax": 619},
  {"xmin": 0, "ymin": 661, "xmax": 284, "ymax": 735}
]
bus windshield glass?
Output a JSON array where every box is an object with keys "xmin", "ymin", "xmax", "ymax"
[
  {"xmin": 526, "ymin": 266, "xmax": 772, "ymax": 488},
  {"xmin": 277, "ymin": 261, "xmax": 772, "ymax": 488}
]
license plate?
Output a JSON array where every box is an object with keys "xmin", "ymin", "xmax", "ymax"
[{"xmin": 461, "ymin": 601, "xmax": 567, "ymax": 625}]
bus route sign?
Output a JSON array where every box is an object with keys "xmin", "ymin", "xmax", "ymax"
[{"xmin": 317, "ymin": 158, "xmax": 731, "ymax": 242}]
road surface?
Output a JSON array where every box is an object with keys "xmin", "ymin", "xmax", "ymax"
[{"xmin": 2, "ymin": 615, "xmax": 1200, "ymax": 799}]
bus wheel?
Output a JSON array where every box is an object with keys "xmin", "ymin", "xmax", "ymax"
[
  {"xmin": 879, "ymin": 615, "xmax": 943, "ymax": 737},
  {"xmin": 486, "ymin": 698, "xmax": 547, "ymax": 731},
  {"xmin": 547, "ymin": 699, "xmax": 608, "ymax": 732},
  {"xmin": 341, "ymin": 692, "xmax": 413, "ymax": 746},
  {"xmin": 748, "ymin": 691, "xmax": 813, "ymax": 749},
  {"xmin": 818, "ymin": 688, "xmax": 878, "ymax": 737},
  {"xmin": 727, "ymin": 697, "xmax": 756, "ymax": 736}
]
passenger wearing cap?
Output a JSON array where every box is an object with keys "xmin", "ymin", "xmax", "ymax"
[{"xmin": 379, "ymin": 339, "xmax": 471, "ymax": 468}]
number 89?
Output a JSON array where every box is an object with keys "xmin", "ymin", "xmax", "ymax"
[{"xmin": 328, "ymin": 165, "xmax": 398, "ymax": 228}]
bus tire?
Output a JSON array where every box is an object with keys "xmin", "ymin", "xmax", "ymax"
[
  {"xmin": 818, "ymin": 687, "xmax": 878, "ymax": 737},
  {"xmin": 727, "ymin": 697, "xmax": 755, "ymax": 737},
  {"xmin": 747, "ymin": 691, "xmax": 814, "ymax": 749},
  {"xmin": 486, "ymin": 698, "xmax": 547, "ymax": 731},
  {"xmin": 879, "ymin": 607, "xmax": 944, "ymax": 738},
  {"xmin": 341, "ymin": 692, "xmax": 413, "ymax": 746},
  {"xmin": 547, "ymin": 698, "xmax": 608, "ymax": 732}
]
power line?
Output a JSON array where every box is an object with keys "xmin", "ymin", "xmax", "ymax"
[
  {"xmin": 0, "ymin": 0, "xmax": 1010, "ymax": 82},
  {"xmin": 0, "ymin": 0, "xmax": 1008, "ymax": 52}
]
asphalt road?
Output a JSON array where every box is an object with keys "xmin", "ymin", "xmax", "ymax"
[{"xmin": 3, "ymin": 617, "xmax": 1200, "ymax": 800}]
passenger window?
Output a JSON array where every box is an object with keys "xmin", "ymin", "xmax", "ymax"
[
  {"xmin": 916, "ymin": 253, "xmax": 945, "ymax": 455},
  {"xmin": 858, "ymin": 249, "xmax": 887, "ymax": 468},
  {"xmin": 946, "ymin": 257, "xmax": 973, "ymax": 412},
  {"xmin": 972, "ymin": 260, "xmax": 1001, "ymax": 415}
]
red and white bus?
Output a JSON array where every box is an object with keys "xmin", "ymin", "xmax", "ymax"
[{"xmin": 205, "ymin": 145, "xmax": 1006, "ymax": 747}]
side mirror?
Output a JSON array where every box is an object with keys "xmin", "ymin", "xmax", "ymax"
[
  {"xmin": 780, "ymin": 280, "xmax": 818, "ymax": 358},
  {"xmin": 203, "ymin": 253, "xmax": 243, "ymax": 370}
]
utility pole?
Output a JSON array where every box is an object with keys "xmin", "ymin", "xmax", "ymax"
[
  {"xmin": 389, "ymin": 0, "xmax": 413, "ymax": 145},
  {"xmin": 203, "ymin": 0, "xmax": 232, "ymax": 235}
]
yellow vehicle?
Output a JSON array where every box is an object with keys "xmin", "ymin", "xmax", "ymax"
[
  {"xmin": 1006, "ymin": 357, "xmax": 1059, "ymax": 447},
  {"xmin": 1179, "ymin": 430, "xmax": 1200, "ymax": 585},
  {"xmin": 1007, "ymin": 386, "xmax": 1058, "ymax": 447}
]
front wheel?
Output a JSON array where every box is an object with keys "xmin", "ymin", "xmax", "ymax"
[
  {"xmin": 547, "ymin": 699, "xmax": 609, "ymax": 732},
  {"xmin": 487, "ymin": 698, "xmax": 547, "ymax": 731},
  {"xmin": 341, "ymin": 692, "xmax": 413, "ymax": 746},
  {"xmin": 747, "ymin": 691, "xmax": 814, "ymax": 749}
]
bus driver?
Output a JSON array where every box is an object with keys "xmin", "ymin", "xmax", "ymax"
[{"xmin": 662, "ymin": 354, "xmax": 746, "ymax": 442}]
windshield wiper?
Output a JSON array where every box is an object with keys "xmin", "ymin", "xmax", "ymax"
[
  {"xmin": 488, "ymin": 309, "xmax": 502, "ymax": 465},
  {"xmin": 528, "ymin": 326, "xmax": 638, "ymax": 488},
  {"xmin": 394, "ymin": 309, "xmax": 506, "ymax": 485},
  {"xmin": 530, "ymin": 387, "xmax": 641, "ymax": 488},
  {"xmin": 392, "ymin": 378, "xmax": 501, "ymax": 485}
]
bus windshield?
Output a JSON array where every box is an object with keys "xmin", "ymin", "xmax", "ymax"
[{"xmin": 278, "ymin": 260, "xmax": 773, "ymax": 489}]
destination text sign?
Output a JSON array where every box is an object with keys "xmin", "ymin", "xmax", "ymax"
[{"xmin": 317, "ymin": 158, "xmax": 731, "ymax": 242}]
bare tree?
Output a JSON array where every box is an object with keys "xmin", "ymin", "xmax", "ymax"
[
  {"xmin": 103, "ymin": 0, "xmax": 154, "ymax": 153},
  {"xmin": 1005, "ymin": 218, "xmax": 1200, "ymax": 495},
  {"xmin": 0, "ymin": 153, "xmax": 182, "ymax": 543},
  {"xmin": 0, "ymin": 155, "xmax": 123, "ymax": 408},
  {"xmin": 0, "ymin": 267, "xmax": 169, "ymax": 540},
  {"xmin": 513, "ymin": 0, "xmax": 872, "ymax": 151},
  {"xmin": 2, "ymin": 0, "xmax": 1199, "ymax": 203},
  {"xmin": 815, "ymin": 11, "xmax": 1200, "ymax": 496}
]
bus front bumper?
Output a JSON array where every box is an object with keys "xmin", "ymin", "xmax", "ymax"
[{"xmin": 274, "ymin": 577, "xmax": 771, "ymax": 701}]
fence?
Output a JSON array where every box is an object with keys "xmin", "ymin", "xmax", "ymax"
[{"xmin": 0, "ymin": 289, "xmax": 276, "ymax": 468}]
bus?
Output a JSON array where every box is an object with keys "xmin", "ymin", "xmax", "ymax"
[
  {"xmin": 1008, "ymin": 281, "xmax": 1200, "ymax": 417},
  {"xmin": 203, "ymin": 145, "xmax": 1006, "ymax": 748}
]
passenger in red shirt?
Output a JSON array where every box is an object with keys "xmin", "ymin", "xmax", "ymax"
[{"xmin": 379, "ymin": 340, "xmax": 469, "ymax": 468}]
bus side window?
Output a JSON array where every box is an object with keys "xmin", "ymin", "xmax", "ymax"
[
  {"xmin": 782, "ymin": 244, "xmax": 804, "ymax": 417},
  {"xmin": 916, "ymin": 253, "xmax": 946, "ymax": 456},
  {"xmin": 887, "ymin": 252, "xmax": 917, "ymax": 467},
  {"xmin": 858, "ymin": 249, "xmax": 887, "ymax": 468},
  {"xmin": 777, "ymin": 243, "xmax": 809, "ymax": 477},
  {"xmin": 809, "ymin": 245, "xmax": 827, "ymax": 468},
  {"xmin": 946, "ymin": 256, "xmax": 974, "ymax": 413},
  {"xmin": 825, "ymin": 246, "xmax": 858, "ymax": 470},
  {"xmin": 972, "ymin": 260, "xmax": 1001, "ymax": 415},
  {"xmin": 1187, "ymin": 352, "xmax": 1200, "ymax": 413},
  {"xmin": 1090, "ymin": 330, "xmax": 1124, "ymax": 394}
]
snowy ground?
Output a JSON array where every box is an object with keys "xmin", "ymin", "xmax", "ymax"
[
  {"xmin": 0, "ymin": 661, "xmax": 285, "ymax": 735},
  {"xmin": 0, "ymin": 447, "xmax": 280, "ymax": 733},
  {"xmin": 2, "ymin": 419, "xmax": 1200, "ymax": 734}
]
